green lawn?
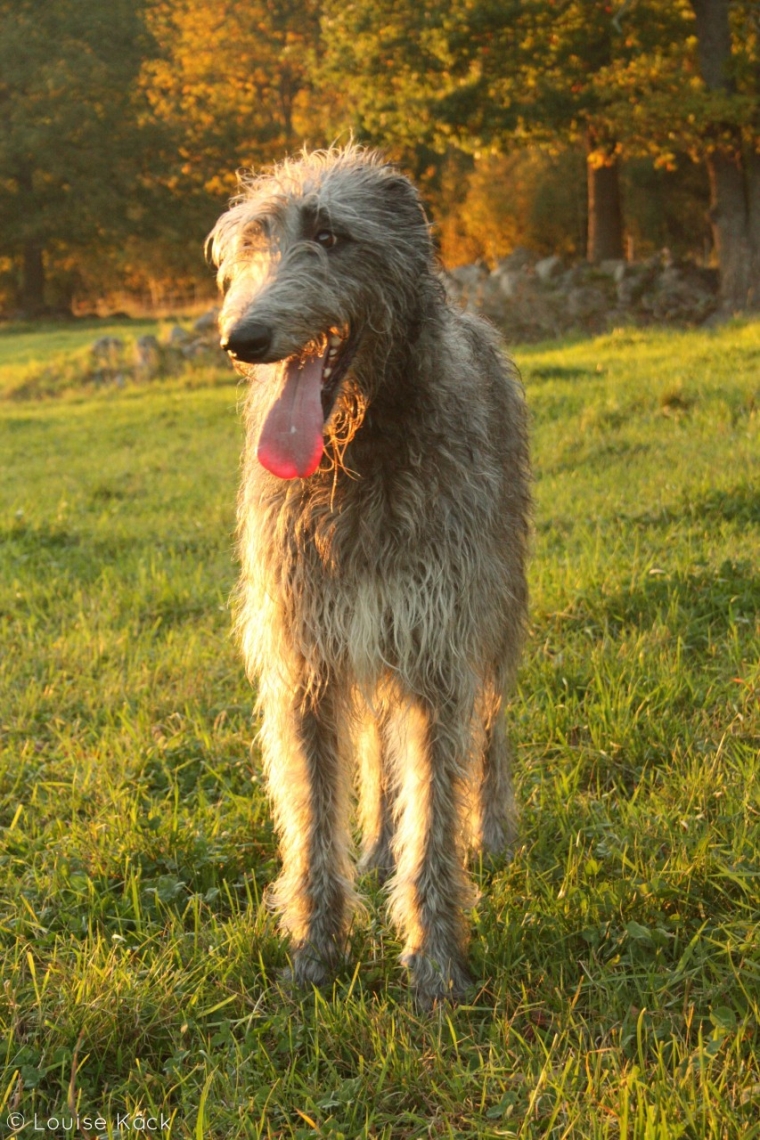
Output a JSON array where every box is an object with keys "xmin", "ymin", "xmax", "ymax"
[{"xmin": 1, "ymin": 319, "xmax": 759, "ymax": 1138}]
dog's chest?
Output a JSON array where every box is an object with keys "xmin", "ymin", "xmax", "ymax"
[{"xmin": 276, "ymin": 474, "xmax": 464, "ymax": 681}]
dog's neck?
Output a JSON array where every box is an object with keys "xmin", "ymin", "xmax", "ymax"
[
  {"xmin": 357, "ymin": 275, "xmax": 446, "ymax": 408},
  {"xmin": 338, "ymin": 289, "xmax": 453, "ymax": 481}
]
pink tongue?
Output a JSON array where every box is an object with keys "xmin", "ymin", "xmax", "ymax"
[{"xmin": 257, "ymin": 348, "xmax": 327, "ymax": 479}]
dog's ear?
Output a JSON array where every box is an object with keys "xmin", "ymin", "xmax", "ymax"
[
  {"xmin": 381, "ymin": 171, "xmax": 422, "ymax": 207},
  {"xmin": 380, "ymin": 171, "xmax": 431, "ymax": 234}
]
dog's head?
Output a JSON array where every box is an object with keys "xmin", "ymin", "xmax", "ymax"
[{"xmin": 208, "ymin": 146, "xmax": 435, "ymax": 478}]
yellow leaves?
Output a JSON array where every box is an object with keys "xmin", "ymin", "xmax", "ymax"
[
  {"xmin": 653, "ymin": 151, "xmax": 677, "ymax": 171},
  {"xmin": 204, "ymin": 173, "xmax": 238, "ymax": 197},
  {"xmin": 586, "ymin": 141, "xmax": 623, "ymax": 171}
]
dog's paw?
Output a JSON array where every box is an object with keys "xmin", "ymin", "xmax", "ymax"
[
  {"xmin": 400, "ymin": 948, "xmax": 473, "ymax": 1010},
  {"xmin": 283, "ymin": 941, "xmax": 340, "ymax": 989},
  {"xmin": 478, "ymin": 809, "xmax": 518, "ymax": 862}
]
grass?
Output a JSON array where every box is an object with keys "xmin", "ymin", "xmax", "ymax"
[{"xmin": 0, "ymin": 317, "xmax": 759, "ymax": 1138}]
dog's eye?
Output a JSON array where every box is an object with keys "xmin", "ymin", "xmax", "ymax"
[{"xmin": 313, "ymin": 230, "xmax": 337, "ymax": 249}]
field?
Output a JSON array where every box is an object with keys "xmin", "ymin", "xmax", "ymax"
[{"xmin": 1, "ymin": 318, "xmax": 759, "ymax": 1139}]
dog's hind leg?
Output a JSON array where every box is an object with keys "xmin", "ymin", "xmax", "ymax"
[
  {"xmin": 259, "ymin": 671, "xmax": 355, "ymax": 986},
  {"xmin": 356, "ymin": 693, "xmax": 396, "ymax": 882},
  {"xmin": 478, "ymin": 700, "xmax": 519, "ymax": 858},
  {"xmin": 387, "ymin": 692, "xmax": 474, "ymax": 1006}
]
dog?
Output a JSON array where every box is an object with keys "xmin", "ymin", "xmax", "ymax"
[{"xmin": 209, "ymin": 145, "xmax": 530, "ymax": 1005}]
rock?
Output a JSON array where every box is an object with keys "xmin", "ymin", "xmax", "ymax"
[
  {"xmin": 447, "ymin": 262, "xmax": 487, "ymax": 288},
  {"xmin": 566, "ymin": 286, "xmax": 608, "ymax": 321},
  {"xmin": 616, "ymin": 265, "xmax": 654, "ymax": 306},
  {"xmin": 645, "ymin": 264, "xmax": 718, "ymax": 323},
  {"xmin": 443, "ymin": 263, "xmax": 489, "ymax": 313},
  {"xmin": 443, "ymin": 249, "xmax": 719, "ymax": 341},
  {"xmin": 701, "ymin": 308, "xmax": 728, "ymax": 329},
  {"xmin": 168, "ymin": 325, "xmax": 192, "ymax": 345},
  {"xmin": 193, "ymin": 308, "xmax": 220, "ymax": 333},
  {"xmin": 179, "ymin": 339, "xmax": 212, "ymax": 359},
  {"xmin": 134, "ymin": 335, "xmax": 161, "ymax": 378},
  {"xmin": 559, "ymin": 266, "xmax": 584, "ymax": 289},
  {"xmin": 91, "ymin": 336, "xmax": 124, "ymax": 362},
  {"xmin": 495, "ymin": 247, "xmax": 534, "ymax": 272},
  {"xmin": 479, "ymin": 275, "xmax": 511, "ymax": 322},
  {"xmin": 535, "ymin": 255, "xmax": 563, "ymax": 284},
  {"xmin": 598, "ymin": 259, "xmax": 626, "ymax": 278},
  {"xmin": 491, "ymin": 267, "xmax": 522, "ymax": 299}
]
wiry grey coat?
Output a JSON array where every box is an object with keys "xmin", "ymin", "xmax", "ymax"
[{"xmin": 209, "ymin": 146, "xmax": 530, "ymax": 1005}]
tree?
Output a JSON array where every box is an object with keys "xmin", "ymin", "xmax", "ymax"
[
  {"xmin": 594, "ymin": 0, "xmax": 760, "ymax": 309},
  {"xmin": 441, "ymin": 0, "xmax": 698, "ymax": 262},
  {"xmin": 498, "ymin": 0, "xmax": 627, "ymax": 260},
  {"xmin": 323, "ymin": 0, "xmax": 737, "ymax": 267},
  {"xmin": 320, "ymin": 0, "xmax": 641, "ymax": 261},
  {"xmin": 690, "ymin": 0, "xmax": 760, "ymax": 309},
  {"xmin": 320, "ymin": 0, "xmax": 633, "ymax": 261},
  {"xmin": 142, "ymin": 0, "xmax": 322, "ymax": 213},
  {"xmin": 0, "ymin": 0, "xmax": 158, "ymax": 311}
]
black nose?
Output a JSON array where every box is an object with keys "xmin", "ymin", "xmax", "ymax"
[{"xmin": 221, "ymin": 321, "xmax": 272, "ymax": 363}]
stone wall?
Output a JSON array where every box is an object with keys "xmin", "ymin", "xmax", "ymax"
[{"xmin": 443, "ymin": 250, "xmax": 719, "ymax": 342}]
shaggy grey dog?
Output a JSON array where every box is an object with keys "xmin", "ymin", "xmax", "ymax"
[{"xmin": 209, "ymin": 146, "xmax": 530, "ymax": 1005}]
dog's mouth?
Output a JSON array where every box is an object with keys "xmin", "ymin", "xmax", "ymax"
[{"xmin": 257, "ymin": 325, "xmax": 359, "ymax": 480}]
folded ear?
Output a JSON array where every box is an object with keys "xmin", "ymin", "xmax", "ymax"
[{"xmin": 379, "ymin": 169, "xmax": 433, "ymax": 242}]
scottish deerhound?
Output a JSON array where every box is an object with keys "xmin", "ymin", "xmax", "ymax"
[{"xmin": 209, "ymin": 146, "xmax": 530, "ymax": 1005}]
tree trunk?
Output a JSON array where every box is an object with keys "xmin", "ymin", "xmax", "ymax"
[
  {"xmin": 690, "ymin": 0, "xmax": 732, "ymax": 89},
  {"xmin": 706, "ymin": 152, "xmax": 751, "ymax": 311},
  {"xmin": 22, "ymin": 241, "xmax": 45, "ymax": 313},
  {"xmin": 690, "ymin": 0, "xmax": 756, "ymax": 310},
  {"xmin": 748, "ymin": 148, "xmax": 760, "ymax": 309},
  {"xmin": 586, "ymin": 144, "xmax": 624, "ymax": 263}
]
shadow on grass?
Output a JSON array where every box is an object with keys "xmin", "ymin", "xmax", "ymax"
[
  {"xmin": 1, "ymin": 522, "xmax": 223, "ymax": 567},
  {"xmin": 627, "ymin": 482, "xmax": 760, "ymax": 530},
  {"xmin": 683, "ymin": 484, "xmax": 760, "ymax": 526},
  {"xmin": 552, "ymin": 559, "xmax": 759, "ymax": 648},
  {"xmin": 523, "ymin": 364, "xmax": 595, "ymax": 382}
]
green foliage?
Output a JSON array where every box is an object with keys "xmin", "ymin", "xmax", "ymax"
[
  {"xmin": 439, "ymin": 148, "xmax": 588, "ymax": 264},
  {"xmin": 1, "ymin": 0, "xmax": 757, "ymax": 308},
  {"xmin": 320, "ymin": 1, "xmax": 667, "ymax": 152},
  {"xmin": 0, "ymin": 0, "xmax": 163, "ymax": 306},
  {"xmin": 594, "ymin": 1, "xmax": 760, "ymax": 166},
  {"xmin": 1, "ymin": 320, "xmax": 759, "ymax": 1134},
  {"xmin": 320, "ymin": 0, "xmax": 469, "ymax": 152},
  {"xmin": 142, "ymin": 0, "xmax": 321, "ymax": 206},
  {"xmin": 321, "ymin": 0, "xmax": 759, "ymax": 163}
]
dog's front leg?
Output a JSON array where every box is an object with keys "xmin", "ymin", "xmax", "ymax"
[
  {"xmin": 259, "ymin": 672, "xmax": 354, "ymax": 986},
  {"xmin": 387, "ymin": 696, "xmax": 473, "ymax": 1007}
]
